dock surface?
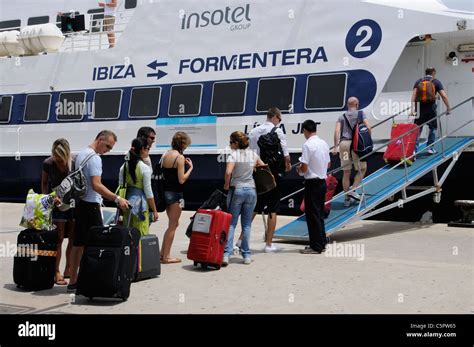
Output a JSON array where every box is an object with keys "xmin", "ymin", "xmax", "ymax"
[{"xmin": 0, "ymin": 203, "xmax": 472, "ymax": 314}]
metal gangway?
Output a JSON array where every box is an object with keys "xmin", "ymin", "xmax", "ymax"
[{"xmin": 274, "ymin": 97, "xmax": 474, "ymax": 241}]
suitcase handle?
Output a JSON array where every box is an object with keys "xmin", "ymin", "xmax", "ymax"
[
  {"xmin": 113, "ymin": 207, "xmax": 132, "ymax": 227},
  {"xmin": 219, "ymin": 231, "xmax": 227, "ymax": 245}
]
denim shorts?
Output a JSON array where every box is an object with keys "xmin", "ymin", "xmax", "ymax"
[{"xmin": 164, "ymin": 191, "xmax": 183, "ymax": 206}]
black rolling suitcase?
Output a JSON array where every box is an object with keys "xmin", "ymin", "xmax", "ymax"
[
  {"xmin": 134, "ymin": 234, "xmax": 161, "ymax": 281},
  {"xmin": 76, "ymin": 212, "xmax": 140, "ymax": 301},
  {"xmin": 13, "ymin": 229, "xmax": 57, "ymax": 290}
]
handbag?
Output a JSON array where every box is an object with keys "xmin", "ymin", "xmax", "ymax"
[
  {"xmin": 20, "ymin": 189, "xmax": 57, "ymax": 231},
  {"xmin": 253, "ymin": 165, "xmax": 276, "ymax": 195}
]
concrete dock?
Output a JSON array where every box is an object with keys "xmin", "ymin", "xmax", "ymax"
[{"xmin": 0, "ymin": 203, "xmax": 472, "ymax": 314}]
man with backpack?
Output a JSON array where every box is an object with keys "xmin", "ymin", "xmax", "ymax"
[
  {"xmin": 66, "ymin": 130, "xmax": 129, "ymax": 292},
  {"xmin": 411, "ymin": 67, "xmax": 451, "ymax": 155},
  {"xmin": 249, "ymin": 107, "xmax": 291, "ymax": 253},
  {"xmin": 333, "ymin": 97, "xmax": 372, "ymax": 207}
]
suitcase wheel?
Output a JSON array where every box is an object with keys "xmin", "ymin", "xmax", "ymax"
[
  {"xmin": 88, "ymin": 297, "xmax": 93, "ymax": 300},
  {"xmin": 215, "ymin": 265, "xmax": 221, "ymax": 270},
  {"xmin": 201, "ymin": 263, "xmax": 208, "ymax": 270},
  {"xmin": 193, "ymin": 261, "xmax": 198, "ymax": 267}
]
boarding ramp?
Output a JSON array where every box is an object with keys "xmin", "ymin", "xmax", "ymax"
[{"xmin": 274, "ymin": 97, "xmax": 474, "ymax": 241}]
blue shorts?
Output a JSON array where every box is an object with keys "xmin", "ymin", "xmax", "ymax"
[
  {"xmin": 52, "ymin": 208, "xmax": 74, "ymax": 223},
  {"xmin": 164, "ymin": 191, "xmax": 183, "ymax": 206}
]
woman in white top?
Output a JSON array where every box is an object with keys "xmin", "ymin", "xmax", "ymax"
[
  {"xmin": 223, "ymin": 131, "xmax": 264, "ymax": 265},
  {"xmin": 119, "ymin": 137, "xmax": 158, "ymax": 236}
]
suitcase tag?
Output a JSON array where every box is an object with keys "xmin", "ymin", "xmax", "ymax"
[{"xmin": 192, "ymin": 213, "xmax": 212, "ymax": 234}]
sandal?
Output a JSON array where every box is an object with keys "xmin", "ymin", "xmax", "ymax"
[
  {"xmin": 55, "ymin": 276, "xmax": 68, "ymax": 286},
  {"xmin": 161, "ymin": 257, "xmax": 182, "ymax": 264}
]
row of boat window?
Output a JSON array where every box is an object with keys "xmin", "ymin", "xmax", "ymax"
[
  {"xmin": 0, "ymin": 74, "xmax": 347, "ymax": 123},
  {"xmin": 0, "ymin": 0, "xmax": 137, "ymax": 31}
]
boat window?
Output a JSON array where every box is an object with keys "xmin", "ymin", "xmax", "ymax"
[
  {"xmin": 56, "ymin": 12, "xmax": 80, "ymax": 29},
  {"xmin": 93, "ymin": 90, "xmax": 122, "ymax": 120},
  {"xmin": 129, "ymin": 87, "xmax": 161, "ymax": 118},
  {"xmin": 439, "ymin": 0, "xmax": 474, "ymax": 13},
  {"xmin": 168, "ymin": 84, "xmax": 202, "ymax": 116},
  {"xmin": 56, "ymin": 92, "xmax": 86, "ymax": 121},
  {"xmin": 0, "ymin": 96, "xmax": 13, "ymax": 123},
  {"xmin": 125, "ymin": 0, "xmax": 138, "ymax": 9},
  {"xmin": 28, "ymin": 16, "xmax": 49, "ymax": 26},
  {"xmin": 0, "ymin": 19, "xmax": 21, "ymax": 32},
  {"xmin": 24, "ymin": 94, "xmax": 51, "ymax": 122},
  {"xmin": 305, "ymin": 73, "xmax": 347, "ymax": 110},
  {"xmin": 211, "ymin": 81, "xmax": 247, "ymax": 115},
  {"xmin": 256, "ymin": 77, "xmax": 295, "ymax": 113}
]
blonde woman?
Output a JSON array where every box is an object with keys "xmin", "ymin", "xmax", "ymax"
[
  {"xmin": 160, "ymin": 132, "xmax": 193, "ymax": 264},
  {"xmin": 41, "ymin": 138, "xmax": 75, "ymax": 285}
]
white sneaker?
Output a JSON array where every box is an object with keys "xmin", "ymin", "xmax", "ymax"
[
  {"xmin": 222, "ymin": 256, "xmax": 229, "ymax": 266},
  {"xmin": 263, "ymin": 244, "xmax": 278, "ymax": 253},
  {"xmin": 344, "ymin": 198, "xmax": 351, "ymax": 208},
  {"xmin": 427, "ymin": 148, "xmax": 437, "ymax": 155},
  {"xmin": 233, "ymin": 245, "xmax": 240, "ymax": 255},
  {"xmin": 243, "ymin": 257, "xmax": 252, "ymax": 265}
]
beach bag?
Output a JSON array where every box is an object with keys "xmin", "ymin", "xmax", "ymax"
[{"xmin": 19, "ymin": 189, "xmax": 57, "ymax": 231}]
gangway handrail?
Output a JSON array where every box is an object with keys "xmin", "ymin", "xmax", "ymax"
[{"xmin": 280, "ymin": 96, "xmax": 473, "ymax": 203}]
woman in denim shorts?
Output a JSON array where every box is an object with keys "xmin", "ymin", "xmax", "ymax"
[{"xmin": 160, "ymin": 132, "xmax": 193, "ymax": 264}]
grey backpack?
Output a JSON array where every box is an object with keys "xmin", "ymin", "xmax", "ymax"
[{"xmin": 53, "ymin": 152, "xmax": 96, "ymax": 209}]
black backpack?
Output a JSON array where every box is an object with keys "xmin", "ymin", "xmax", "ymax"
[
  {"xmin": 257, "ymin": 127, "xmax": 286, "ymax": 177},
  {"xmin": 151, "ymin": 157, "xmax": 166, "ymax": 213}
]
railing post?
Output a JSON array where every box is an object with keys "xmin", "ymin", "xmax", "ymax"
[
  {"xmin": 437, "ymin": 113, "xmax": 445, "ymax": 157},
  {"xmin": 401, "ymin": 139, "xmax": 409, "ymax": 181},
  {"xmin": 355, "ymin": 159, "xmax": 367, "ymax": 210}
]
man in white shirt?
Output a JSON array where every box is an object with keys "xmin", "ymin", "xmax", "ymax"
[
  {"xmin": 297, "ymin": 120, "xmax": 330, "ymax": 254},
  {"xmin": 248, "ymin": 107, "xmax": 291, "ymax": 253}
]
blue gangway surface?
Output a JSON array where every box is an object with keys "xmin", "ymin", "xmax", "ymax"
[{"xmin": 274, "ymin": 136, "xmax": 474, "ymax": 241}]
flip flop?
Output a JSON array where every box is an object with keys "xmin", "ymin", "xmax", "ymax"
[{"xmin": 161, "ymin": 258, "xmax": 182, "ymax": 264}]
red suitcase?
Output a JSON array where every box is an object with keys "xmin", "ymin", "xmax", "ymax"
[
  {"xmin": 299, "ymin": 174, "xmax": 338, "ymax": 218},
  {"xmin": 187, "ymin": 209, "xmax": 232, "ymax": 270},
  {"xmin": 383, "ymin": 123, "xmax": 420, "ymax": 165}
]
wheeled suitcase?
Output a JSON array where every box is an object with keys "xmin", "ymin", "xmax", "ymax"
[
  {"xmin": 187, "ymin": 209, "xmax": 232, "ymax": 270},
  {"xmin": 134, "ymin": 234, "xmax": 161, "ymax": 281},
  {"xmin": 76, "ymin": 213, "xmax": 140, "ymax": 301},
  {"xmin": 383, "ymin": 123, "xmax": 420, "ymax": 165},
  {"xmin": 13, "ymin": 229, "xmax": 57, "ymax": 290}
]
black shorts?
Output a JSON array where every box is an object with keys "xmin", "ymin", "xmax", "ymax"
[
  {"xmin": 254, "ymin": 184, "xmax": 280, "ymax": 214},
  {"xmin": 73, "ymin": 200, "xmax": 103, "ymax": 247}
]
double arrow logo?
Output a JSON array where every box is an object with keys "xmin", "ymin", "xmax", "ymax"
[{"xmin": 147, "ymin": 60, "xmax": 168, "ymax": 80}]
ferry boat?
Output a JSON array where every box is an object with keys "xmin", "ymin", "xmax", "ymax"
[{"xmin": 0, "ymin": 0, "xmax": 473, "ymax": 221}]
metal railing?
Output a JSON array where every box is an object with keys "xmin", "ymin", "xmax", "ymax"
[
  {"xmin": 60, "ymin": 9, "xmax": 134, "ymax": 51},
  {"xmin": 281, "ymin": 96, "xmax": 474, "ymax": 211}
]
